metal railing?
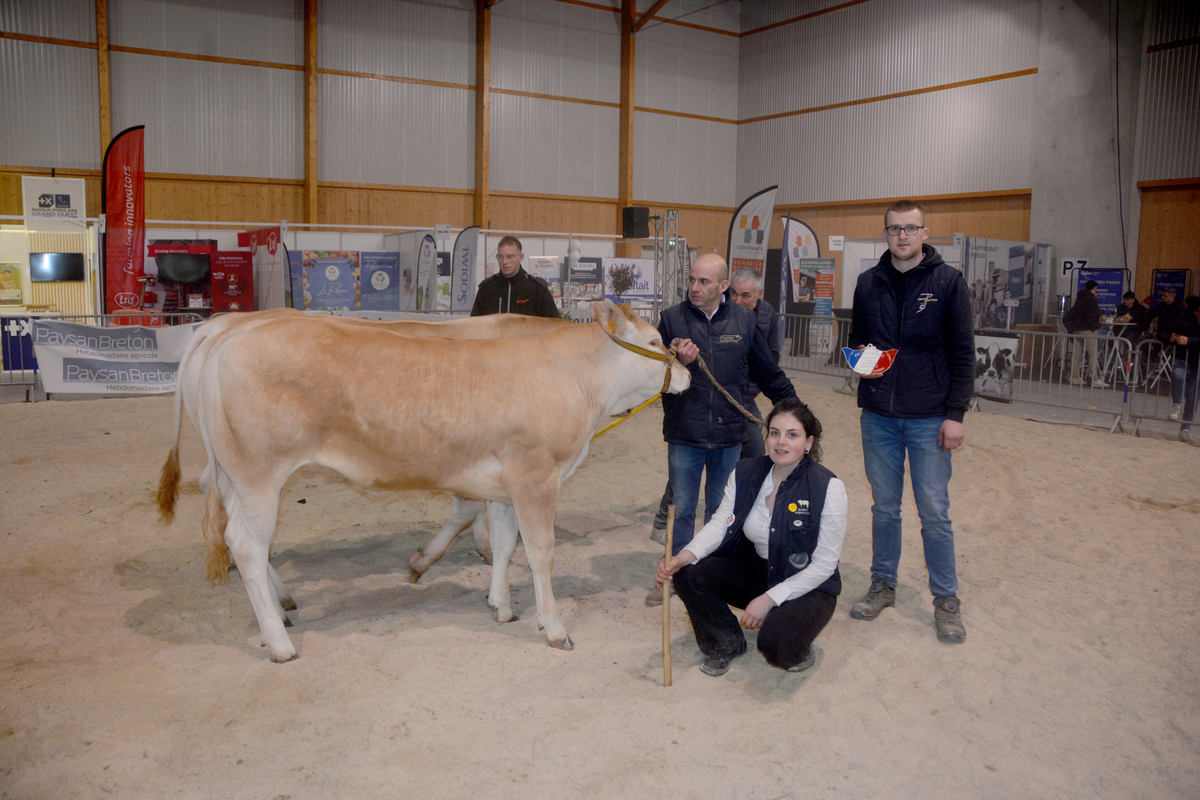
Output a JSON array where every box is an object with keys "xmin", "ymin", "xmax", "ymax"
[
  {"xmin": 1, "ymin": 311, "xmax": 204, "ymax": 401},
  {"xmin": 775, "ymin": 313, "xmax": 1198, "ymax": 436}
]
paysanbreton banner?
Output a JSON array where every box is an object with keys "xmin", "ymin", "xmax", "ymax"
[
  {"xmin": 726, "ymin": 185, "xmax": 777, "ymax": 275},
  {"xmin": 31, "ymin": 319, "xmax": 199, "ymax": 395},
  {"xmin": 102, "ymin": 126, "xmax": 147, "ymax": 313},
  {"xmin": 450, "ymin": 226, "xmax": 480, "ymax": 312}
]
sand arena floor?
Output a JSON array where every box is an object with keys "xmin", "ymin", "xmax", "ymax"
[{"xmin": 1, "ymin": 381, "xmax": 1197, "ymax": 799}]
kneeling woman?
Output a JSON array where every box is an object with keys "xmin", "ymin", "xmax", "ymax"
[{"xmin": 654, "ymin": 397, "xmax": 846, "ymax": 677}]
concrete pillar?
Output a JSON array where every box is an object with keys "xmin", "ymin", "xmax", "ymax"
[{"xmin": 1029, "ymin": 0, "xmax": 1145, "ymax": 297}]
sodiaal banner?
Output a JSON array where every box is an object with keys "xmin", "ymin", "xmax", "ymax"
[{"xmin": 32, "ymin": 319, "xmax": 199, "ymax": 395}]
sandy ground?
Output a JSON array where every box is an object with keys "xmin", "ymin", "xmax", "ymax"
[{"xmin": 1, "ymin": 379, "xmax": 1198, "ymax": 800}]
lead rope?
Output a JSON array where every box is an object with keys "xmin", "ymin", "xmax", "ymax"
[{"xmin": 689, "ymin": 350, "xmax": 768, "ymax": 429}]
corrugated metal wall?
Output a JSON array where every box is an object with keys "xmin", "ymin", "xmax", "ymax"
[
  {"xmin": 321, "ymin": 73, "xmax": 474, "ymax": 188},
  {"xmin": 738, "ymin": 0, "xmax": 1040, "ymax": 204},
  {"xmin": 317, "ymin": 0, "xmax": 475, "ymax": 187},
  {"xmin": 111, "ymin": 0, "xmax": 304, "ymax": 64},
  {"xmin": 0, "ymin": 0, "xmax": 96, "ymax": 40},
  {"xmin": 633, "ymin": 12, "xmax": 738, "ymax": 206},
  {"xmin": 488, "ymin": 0, "xmax": 621, "ymax": 197},
  {"xmin": 1137, "ymin": 0, "xmax": 1200, "ymax": 182},
  {"xmin": 490, "ymin": 93, "xmax": 619, "ymax": 197},
  {"xmin": 0, "ymin": 37, "xmax": 101, "ymax": 169}
]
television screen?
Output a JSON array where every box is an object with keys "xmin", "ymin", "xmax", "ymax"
[
  {"xmin": 30, "ymin": 252, "xmax": 86, "ymax": 282},
  {"xmin": 156, "ymin": 253, "xmax": 211, "ymax": 284}
]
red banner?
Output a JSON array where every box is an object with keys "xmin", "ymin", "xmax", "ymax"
[
  {"xmin": 103, "ymin": 126, "xmax": 146, "ymax": 313},
  {"xmin": 211, "ymin": 252, "xmax": 255, "ymax": 313}
]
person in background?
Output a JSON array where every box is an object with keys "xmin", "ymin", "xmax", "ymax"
[
  {"xmin": 1063, "ymin": 280, "xmax": 1108, "ymax": 389},
  {"xmin": 1146, "ymin": 287, "xmax": 1188, "ymax": 420},
  {"xmin": 646, "ymin": 253, "xmax": 796, "ymax": 606},
  {"xmin": 1165, "ymin": 296, "xmax": 1200, "ymax": 445},
  {"xmin": 654, "ymin": 398, "xmax": 846, "ymax": 677},
  {"xmin": 470, "ymin": 235, "xmax": 559, "ymax": 318},
  {"xmin": 730, "ymin": 267, "xmax": 782, "ymax": 459},
  {"xmin": 846, "ymin": 199, "xmax": 973, "ymax": 643},
  {"xmin": 1114, "ymin": 290, "xmax": 1150, "ymax": 341}
]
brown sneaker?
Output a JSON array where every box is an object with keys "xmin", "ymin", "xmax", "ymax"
[
  {"xmin": 645, "ymin": 586, "xmax": 664, "ymax": 606},
  {"xmin": 849, "ymin": 580, "xmax": 895, "ymax": 620}
]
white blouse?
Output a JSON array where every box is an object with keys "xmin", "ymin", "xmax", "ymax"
[{"xmin": 683, "ymin": 468, "xmax": 848, "ymax": 607}]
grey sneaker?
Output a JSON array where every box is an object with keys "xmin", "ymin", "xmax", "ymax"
[
  {"xmin": 649, "ymin": 526, "xmax": 667, "ymax": 545},
  {"xmin": 1169, "ymin": 403, "xmax": 1182, "ymax": 421},
  {"xmin": 1181, "ymin": 429, "xmax": 1198, "ymax": 447},
  {"xmin": 849, "ymin": 580, "xmax": 895, "ymax": 620},
  {"xmin": 934, "ymin": 597, "xmax": 966, "ymax": 643}
]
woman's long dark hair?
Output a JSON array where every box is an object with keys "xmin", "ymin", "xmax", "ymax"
[{"xmin": 765, "ymin": 397, "xmax": 823, "ymax": 462}]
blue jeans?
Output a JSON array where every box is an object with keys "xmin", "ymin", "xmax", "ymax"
[
  {"xmin": 667, "ymin": 443, "xmax": 742, "ymax": 556},
  {"xmin": 1173, "ymin": 358, "xmax": 1198, "ymax": 429},
  {"xmin": 860, "ymin": 411, "xmax": 959, "ymax": 601}
]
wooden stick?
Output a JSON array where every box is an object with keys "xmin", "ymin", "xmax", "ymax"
[{"xmin": 663, "ymin": 504, "xmax": 674, "ymax": 687}]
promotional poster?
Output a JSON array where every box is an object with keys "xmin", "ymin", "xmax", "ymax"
[
  {"xmin": 450, "ymin": 226, "xmax": 480, "ymax": 312},
  {"xmin": 569, "ymin": 257, "xmax": 604, "ymax": 303},
  {"xmin": 727, "ymin": 186, "xmax": 777, "ymax": 276},
  {"xmin": 361, "ymin": 251, "xmax": 401, "ymax": 311},
  {"xmin": 21, "ymin": 176, "xmax": 87, "ymax": 233},
  {"xmin": 603, "ymin": 257, "xmax": 655, "ymax": 305},
  {"xmin": 31, "ymin": 318, "xmax": 200, "ymax": 395},
  {"xmin": 303, "ymin": 251, "xmax": 359, "ymax": 311},
  {"xmin": 211, "ymin": 252, "xmax": 255, "ymax": 313},
  {"xmin": 781, "ymin": 217, "xmax": 821, "ymax": 302},
  {"xmin": 102, "ymin": 125, "xmax": 146, "ymax": 313}
]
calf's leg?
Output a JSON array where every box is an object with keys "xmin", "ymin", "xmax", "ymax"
[{"xmin": 485, "ymin": 502, "xmax": 520, "ymax": 623}]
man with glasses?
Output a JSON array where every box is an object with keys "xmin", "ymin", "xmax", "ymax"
[
  {"xmin": 847, "ymin": 200, "xmax": 974, "ymax": 643},
  {"xmin": 470, "ymin": 235, "xmax": 559, "ymax": 318}
]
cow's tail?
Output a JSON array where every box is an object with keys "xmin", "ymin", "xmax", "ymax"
[
  {"xmin": 155, "ymin": 371, "xmax": 187, "ymax": 523},
  {"xmin": 202, "ymin": 462, "xmax": 231, "ymax": 586}
]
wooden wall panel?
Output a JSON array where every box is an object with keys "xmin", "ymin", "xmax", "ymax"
[
  {"xmin": 1136, "ymin": 186, "xmax": 1200, "ymax": 298},
  {"xmin": 0, "ymin": 168, "xmax": 102, "ymax": 222},
  {"xmin": 488, "ymin": 193, "xmax": 618, "ymax": 237},
  {"xmin": 319, "ymin": 185, "xmax": 474, "ymax": 229}
]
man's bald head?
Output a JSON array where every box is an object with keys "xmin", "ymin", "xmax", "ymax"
[{"xmin": 687, "ymin": 253, "xmax": 730, "ymax": 313}]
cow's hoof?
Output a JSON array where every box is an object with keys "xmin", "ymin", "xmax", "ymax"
[
  {"xmin": 409, "ymin": 568, "xmax": 423, "ymax": 584},
  {"xmin": 270, "ymin": 652, "xmax": 299, "ymax": 664},
  {"xmin": 549, "ymin": 636, "xmax": 574, "ymax": 651},
  {"xmin": 492, "ymin": 608, "xmax": 516, "ymax": 624},
  {"xmin": 283, "ymin": 615, "xmax": 292, "ymax": 629},
  {"xmin": 281, "ymin": 598, "xmax": 298, "ymax": 612}
]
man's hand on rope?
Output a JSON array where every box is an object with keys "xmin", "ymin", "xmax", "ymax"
[{"xmin": 672, "ymin": 338, "xmax": 698, "ymax": 366}]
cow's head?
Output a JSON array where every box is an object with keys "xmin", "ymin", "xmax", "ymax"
[{"xmin": 593, "ymin": 300, "xmax": 690, "ymax": 395}]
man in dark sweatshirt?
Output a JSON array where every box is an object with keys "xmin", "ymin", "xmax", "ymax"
[
  {"xmin": 470, "ymin": 235, "xmax": 559, "ymax": 318},
  {"xmin": 846, "ymin": 199, "xmax": 974, "ymax": 643}
]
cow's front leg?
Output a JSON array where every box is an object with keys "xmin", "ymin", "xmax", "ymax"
[
  {"xmin": 409, "ymin": 498, "xmax": 484, "ymax": 582},
  {"xmin": 509, "ymin": 486, "xmax": 572, "ymax": 650},
  {"xmin": 485, "ymin": 502, "xmax": 519, "ymax": 623}
]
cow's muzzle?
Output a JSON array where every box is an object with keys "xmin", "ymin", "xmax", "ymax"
[{"xmin": 601, "ymin": 326, "xmax": 678, "ymax": 395}]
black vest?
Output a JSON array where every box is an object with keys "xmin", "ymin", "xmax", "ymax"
[{"xmin": 710, "ymin": 456, "xmax": 841, "ymax": 597}]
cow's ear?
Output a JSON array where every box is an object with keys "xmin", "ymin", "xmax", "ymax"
[{"xmin": 592, "ymin": 300, "xmax": 626, "ymax": 335}]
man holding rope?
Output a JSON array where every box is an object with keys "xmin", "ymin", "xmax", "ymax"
[{"xmin": 646, "ymin": 253, "xmax": 796, "ymax": 606}]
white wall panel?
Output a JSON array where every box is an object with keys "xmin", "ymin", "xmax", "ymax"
[
  {"xmin": 490, "ymin": 93, "xmax": 618, "ymax": 198},
  {"xmin": 635, "ymin": 22, "xmax": 738, "ymax": 118},
  {"xmin": 320, "ymin": 73, "xmax": 473, "ymax": 188},
  {"xmin": 738, "ymin": 74, "xmax": 1035, "ymax": 204},
  {"xmin": 0, "ymin": 0, "xmax": 96, "ymax": 40},
  {"xmin": 1144, "ymin": 0, "xmax": 1199, "ymax": 45},
  {"xmin": 1137, "ymin": 43, "xmax": 1200, "ymax": 182},
  {"xmin": 492, "ymin": 0, "xmax": 621, "ymax": 103},
  {"xmin": 110, "ymin": 52, "xmax": 303, "ymax": 178},
  {"xmin": 637, "ymin": 0, "xmax": 740, "ymax": 34},
  {"xmin": 740, "ymin": 0, "xmax": 1039, "ymax": 119},
  {"xmin": 0, "ymin": 39, "xmax": 101, "ymax": 169},
  {"xmin": 320, "ymin": 0, "xmax": 474, "ymax": 85},
  {"xmin": 110, "ymin": 0, "xmax": 303, "ymax": 65},
  {"xmin": 634, "ymin": 111, "xmax": 736, "ymax": 207}
]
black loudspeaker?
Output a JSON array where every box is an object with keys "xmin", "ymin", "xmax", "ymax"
[{"xmin": 622, "ymin": 206, "xmax": 649, "ymax": 239}]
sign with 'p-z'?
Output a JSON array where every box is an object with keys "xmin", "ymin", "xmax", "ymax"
[{"xmin": 1061, "ymin": 257, "xmax": 1088, "ymax": 276}]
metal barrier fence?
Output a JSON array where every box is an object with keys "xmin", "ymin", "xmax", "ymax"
[
  {"xmin": 0, "ymin": 311, "xmax": 204, "ymax": 401},
  {"xmin": 775, "ymin": 313, "xmax": 1199, "ymax": 436}
]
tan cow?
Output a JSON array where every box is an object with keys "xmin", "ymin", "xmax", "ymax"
[
  {"xmin": 157, "ymin": 301, "xmax": 687, "ymax": 662},
  {"xmin": 163, "ymin": 309, "xmax": 573, "ymax": 577}
]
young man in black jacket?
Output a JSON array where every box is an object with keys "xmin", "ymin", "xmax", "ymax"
[
  {"xmin": 1165, "ymin": 296, "xmax": 1200, "ymax": 444},
  {"xmin": 846, "ymin": 200, "xmax": 974, "ymax": 643},
  {"xmin": 470, "ymin": 235, "xmax": 559, "ymax": 318}
]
